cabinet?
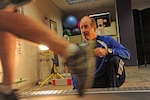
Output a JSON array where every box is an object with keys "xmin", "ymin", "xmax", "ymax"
[{"xmin": 69, "ymin": 35, "xmax": 82, "ymax": 44}]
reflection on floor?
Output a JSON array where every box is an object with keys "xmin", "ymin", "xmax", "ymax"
[
  {"xmin": 122, "ymin": 65, "xmax": 150, "ymax": 87},
  {"xmin": 21, "ymin": 65, "xmax": 150, "ymax": 92}
]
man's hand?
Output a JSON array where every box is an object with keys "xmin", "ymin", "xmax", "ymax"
[{"xmin": 94, "ymin": 47, "xmax": 108, "ymax": 57}]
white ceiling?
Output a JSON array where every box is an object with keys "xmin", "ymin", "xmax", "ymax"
[
  {"xmin": 50, "ymin": 0, "xmax": 115, "ymax": 13},
  {"xmin": 50, "ymin": 0, "xmax": 150, "ymax": 14}
]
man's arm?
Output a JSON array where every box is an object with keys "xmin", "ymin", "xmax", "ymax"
[
  {"xmin": 104, "ymin": 36, "xmax": 130, "ymax": 60},
  {"xmin": 97, "ymin": 36, "xmax": 130, "ymax": 60}
]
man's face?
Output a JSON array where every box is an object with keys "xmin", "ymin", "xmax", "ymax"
[{"xmin": 80, "ymin": 17, "xmax": 96, "ymax": 41}]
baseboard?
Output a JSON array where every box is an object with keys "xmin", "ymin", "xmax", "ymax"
[{"xmin": 13, "ymin": 81, "xmax": 35, "ymax": 90}]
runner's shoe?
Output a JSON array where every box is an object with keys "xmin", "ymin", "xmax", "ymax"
[
  {"xmin": 0, "ymin": 89, "xmax": 19, "ymax": 100},
  {"xmin": 65, "ymin": 40, "xmax": 96, "ymax": 97},
  {"xmin": 0, "ymin": 0, "xmax": 33, "ymax": 9}
]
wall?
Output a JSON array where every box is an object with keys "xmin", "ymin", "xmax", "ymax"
[
  {"xmin": 73, "ymin": 7, "xmax": 116, "ymax": 21},
  {"xmin": 21, "ymin": 0, "xmax": 65, "ymax": 87},
  {"xmin": 33, "ymin": 0, "xmax": 66, "ymax": 73},
  {"xmin": 115, "ymin": 0, "xmax": 138, "ymax": 66}
]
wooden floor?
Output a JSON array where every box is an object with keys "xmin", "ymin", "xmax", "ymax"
[
  {"xmin": 122, "ymin": 65, "xmax": 150, "ymax": 87},
  {"xmin": 21, "ymin": 65, "xmax": 150, "ymax": 91},
  {"xmin": 20, "ymin": 92, "xmax": 150, "ymax": 100}
]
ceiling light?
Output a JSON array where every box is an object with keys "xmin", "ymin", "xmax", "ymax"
[{"xmin": 66, "ymin": 0, "xmax": 96, "ymax": 5}]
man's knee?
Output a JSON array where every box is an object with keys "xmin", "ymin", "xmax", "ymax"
[
  {"xmin": 108, "ymin": 56, "xmax": 124, "ymax": 73},
  {"xmin": 109, "ymin": 56, "xmax": 120, "ymax": 65},
  {"xmin": 107, "ymin": 56, "xmax": 125, "ymax": 87}
]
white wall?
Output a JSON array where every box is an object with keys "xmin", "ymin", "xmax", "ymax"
[{"xmin": 20, "ymin": 0, "xmax": 65, "ymax": 87}]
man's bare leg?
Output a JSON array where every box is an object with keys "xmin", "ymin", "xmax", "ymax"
[
  {"xmin": 0, "ymin": 7, "xmax": 92, "ymax": 97},
  {"xmin": 0, "ymin": 0, "xmax": 90, "ymax": 98},
  {"xmin": 0, "ymin": 32, "xmax": 16, "ymax": 94},
  {"xmin": 0, "ymin": 10, "xmax": 79, "ymax": 93},
  {"xmin": 0, "ymin": 11, "xmax": 76, "ymax": 59}
]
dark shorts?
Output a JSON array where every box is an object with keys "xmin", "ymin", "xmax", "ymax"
[{"xmin": 93, "ymin": 56, "xmax": 126, "ymax": 88}]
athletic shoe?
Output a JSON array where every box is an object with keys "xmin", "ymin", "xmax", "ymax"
[
  {"xmin": 0, "ymin": 89, "xmax": 19, "ymax": 100},
  {"xmin": 65, "ymin": 40, "xmax": 96, "ymax": 97},
  {"xmin": 0, "ymin": 0, "xmax": 33, "ymax": 9}
]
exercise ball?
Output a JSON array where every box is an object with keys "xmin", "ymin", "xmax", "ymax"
[
  {"xmin": 63, "ymin": 15, "xmax": 78, "ymax": 29},
  {"xmin": 72, "ymin": 28, "xmax": 81, "ymax": 35},
  {"xmin": 63, "ymin": 29, "xmax": 72, "ymax": 36}
]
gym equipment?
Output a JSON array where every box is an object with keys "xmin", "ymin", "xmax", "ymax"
[
  {"xmin": 39, "ymin": 63, "xmax": 64, "ymax": 87},
  {"xmin": 63, "ymin": 15, "xmax": 78, "ymax": 29},
  {"xmin": 52, "ymin": 78, "xmax": 72, "ymax": 86},
  {"xmin": 72, "ymin": 28, "xmax": 81, "ymax": 35},
  {"xmin": 39, "ymin": 53, "xmax": 64, "ymax": 87},
  {"xmin": 36, "ymin": 50, "xmax": 52, "ymax": 85},
  {"xmin": 20, "ymin": 87, "xmax": 150, "ymax": 100},
  {"xmin": 63, "ymin": 29, "xmax": 72, "ymax": 36}
]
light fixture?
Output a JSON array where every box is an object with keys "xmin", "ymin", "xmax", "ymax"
[
  {"xmin": 66, "ymin": 0, "xmax": 96, "ymax": 5},
  {"xmin": 89, "ymin": 12, "xmax": 110, "ymax": 17},
  {"xmin": 39, "ymin": 45, "xmax": 49, "ymax": 51}
]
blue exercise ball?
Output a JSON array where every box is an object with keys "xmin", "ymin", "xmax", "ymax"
[{"xmin": 63, "ymin": 15, "xmax": 78, "ymax": 29}]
